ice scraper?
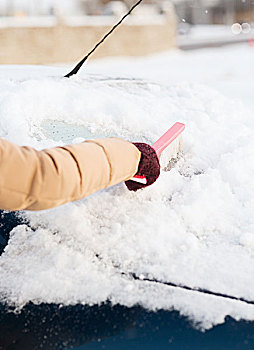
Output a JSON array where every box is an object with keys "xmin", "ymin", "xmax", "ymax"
[{"xmin": 130, "ymin": 122, "xmax": 185, "ymax": 184}]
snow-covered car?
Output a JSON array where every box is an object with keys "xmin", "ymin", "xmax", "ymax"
[{"xmin": 1, "ymin": 43, "xmax": 254, "ymax": 349}]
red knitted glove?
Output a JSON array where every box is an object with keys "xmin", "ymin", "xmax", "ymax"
[{"xmin": 125, "ymin": 143, "xmax": 160, "ymax": 191}]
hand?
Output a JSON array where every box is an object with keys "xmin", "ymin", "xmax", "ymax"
[{"xmin": 125, "ymin": 143, "xmax": 160, "ymax": 191}]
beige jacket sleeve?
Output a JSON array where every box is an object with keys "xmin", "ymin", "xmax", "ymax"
[{"xmin": 0, "ymin": 138, "xmax": 141, "ymax": 211}]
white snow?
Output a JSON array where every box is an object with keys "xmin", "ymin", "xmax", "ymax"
[
  {"xmin": 0, "ymin": 44, "xmax": 254, "ymax": 330},
  {"xmin": 0, "ymin": 16, "xmax": 58, "ymax": 28},
  {"xmin": 0, "ymin": 15, "xmax": 165, "ymax": 28}
]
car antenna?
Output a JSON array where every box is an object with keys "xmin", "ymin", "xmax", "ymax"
[{"xmin": 64, "ymin": 0, "xmax": 143, "ymax": 78}]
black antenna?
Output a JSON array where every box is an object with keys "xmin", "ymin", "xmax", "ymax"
[{"xmin": 65, "ymin": 0, "xmax": 143, "ymax": 78}]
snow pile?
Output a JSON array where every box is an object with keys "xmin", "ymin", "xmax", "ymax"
[{"xmin": 0, "ymin": 46, "xmax": 254, "ymax": 330}]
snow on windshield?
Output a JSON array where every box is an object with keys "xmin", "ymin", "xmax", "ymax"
[{"xmin": 0, "ymin": 44, "xmax": 254, "ymax": 330}]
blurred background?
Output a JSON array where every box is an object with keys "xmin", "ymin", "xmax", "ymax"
[{"xmin": 0, "ymin": 0, "xmax": 254, "ymax": 64}]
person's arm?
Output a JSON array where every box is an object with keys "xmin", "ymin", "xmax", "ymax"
[{"xmin": 0, "ymin": 138, "xmax": 141, "ymax": 211}]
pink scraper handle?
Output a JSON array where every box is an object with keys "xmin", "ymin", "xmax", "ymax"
[
  {"xmin": 130, "ymin": 122, "xmax": 185, "ymax": 184},
  {"xmin": 152, "ymin": 122, "xmax": 185, "ymax": 156}
]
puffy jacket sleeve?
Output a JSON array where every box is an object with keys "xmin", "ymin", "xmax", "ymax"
[{"xmin": 0, "ymin": 138, "xmax": 141, "ymax": 211}]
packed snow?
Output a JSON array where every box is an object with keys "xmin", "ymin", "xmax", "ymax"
[{"xmin": 0, "ymin": 44, "xmax": 254, "ymax": 330}]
